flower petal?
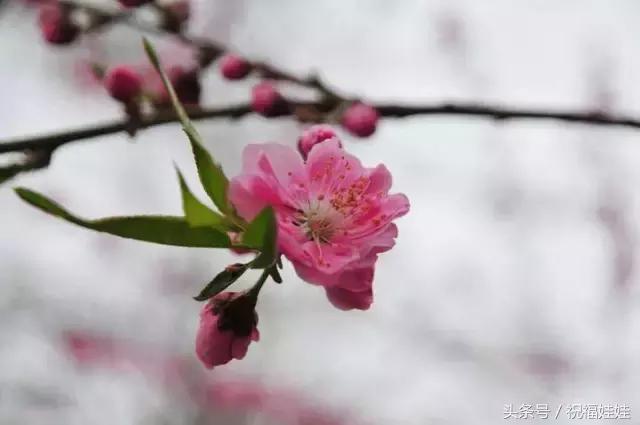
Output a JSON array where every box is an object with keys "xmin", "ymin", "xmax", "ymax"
[
  {"xmin": 242, "ymin": 143, "xmax": 304, "ymax": 186},
  {"xmin": 325, "ymin": 285, "xmax": 373, "ymax": 311}
]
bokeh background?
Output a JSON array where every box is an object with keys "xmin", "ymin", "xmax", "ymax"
[{"xmin": 2, "ymin": 1, "xmax": 640, "ymax": 424}]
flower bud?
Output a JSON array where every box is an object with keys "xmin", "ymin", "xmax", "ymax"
[
  {"xmin": 117, "ymin": 0, "xmax": 152, "ymax": 8},
  {"xmin": 297, "ymin": 125, "xmax": 341, "ymax": 159},
  {"xmin": 104, "ymin": 66, "xmax": 143, "ymax": 104},
  {"xmin": 341, "ymin": 102, "xmax": 379, "ymax": 138},
  {"xmin": 196, "ymin": 292, "xmax": 259, "ymax": 369},
  {"xmin": 251, "ymin": 81, "xmax": 286, "ymax": 117},
  {"xmin": 219, "ymin": 54, "xmax": 251, "ymax": 80},
  {"xmin": 38, "ymin": 2, "xmax": 79, "ymax": 45}
]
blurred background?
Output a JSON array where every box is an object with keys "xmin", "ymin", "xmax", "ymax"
[{"xmin": 2, "ymin": 0, "xmax": 640, "ymax": 424}]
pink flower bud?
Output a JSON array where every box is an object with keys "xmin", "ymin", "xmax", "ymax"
[
  {"xmin": 168, "ymin": 66, "xmax": 201, "ymax": 105},
  {"xmin": 196, "ymin": 292, "xmax": 259, "ymax": 369},
  {"xmin": 117, "ymin": 0, "xmax": 152, "ymax": 8},
  {"xmin": 38, "ymin": 2, "xmax": 79, "ymax": 45},
  {"xmin": 297, "ymin": 125, "xmax": 342, "ymax": 159},
  {"xmin": 104, "ymin": 66, "xmax": 143, "ymax": 103},
  {"xmin": 341, "ymin": 102, "xmax": 379, "ymax": 138},
  {"xmin": 251, "ymin": 81, "xmax": 286, "ymax": 117},
  {"xmin": 219, "ymin": 54, "xmax": 252, "ymax": 80}
]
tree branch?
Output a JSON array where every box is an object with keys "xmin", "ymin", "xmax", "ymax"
[
  {"xmin": 6, "ymin": 2, "xmax": 640, "ymax": 183},
  {"xmin": 2, "ymin": 102, "xmax": 640, "ymax": 157},
  {"xmin": 0, "ymin": 104, "xmax": 252, "ymax": 154}
]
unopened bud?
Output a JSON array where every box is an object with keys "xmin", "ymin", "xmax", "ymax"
[
  {"xmin": 298, "ymin": 125, "xmax": 341, "ymax": 159},
  {"xmin": 251, "ymin": 81, "xmax": 287, "ymax": 117},
  {"xmin": 104, "ymin": 66, "xmax": 143, "ymax": 104},
  {"xmin": 219, "ymin": 54, "xmax": 252, "ymax": 80},
  {"xmin": 341, "ymin": 102, "xmax": 379, "ymax": 138},
  {"xmin": 38, "ymin": 2, "xmax": 79, "ymax": 45}
]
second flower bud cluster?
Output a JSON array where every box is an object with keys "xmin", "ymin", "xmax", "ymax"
[{"xmin": 217, "ymin": 53, "xmax": 380, "ymax": 138}]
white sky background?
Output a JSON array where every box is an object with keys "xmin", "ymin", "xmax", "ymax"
[{"xmin": 2, "ymin": 0, "xmax": 640, "ymax": 424}]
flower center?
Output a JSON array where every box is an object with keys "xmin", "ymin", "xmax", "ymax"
[{"xmin": 296, "ymin": 200, "xmax": 341, "ymax": 244}]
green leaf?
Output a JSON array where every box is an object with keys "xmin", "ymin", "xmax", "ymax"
[
  {"xmin": 269, "ymin": 266, "xmax": 282, "ymax": 283},
  {"xmin": 175, "ymin": 167, "xmax": 226, "ymax": 228},
  {"xmin": 15, "ymin": 187, "xmax": 231, "ymax": 248},
  {"xmin": 193, "ymin": 263, "xmax": 248, "ymax": 301},
  {"xmin": 243, "ymin": 207, "xmax": 278, "ymax": 269},
  {"xmin": 143, "ymin": 38, "xmax": 230, "ymax": 214}
]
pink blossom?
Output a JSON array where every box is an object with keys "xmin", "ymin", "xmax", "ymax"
[
  {"xmin": 196, "ymin": 292, "xmax": 259, "ymax": 369},
  {"xmin": 229, "ymin": 137, "xmax": 409, "ymax": 310},
  {"xmin": 220, "ymin": 54, "xmax": 252, "ymax": 80},
  {"xmin": 251, "ymin": 81, "xmax": 286, "ymax": 117},
  {"xmin": 297, "ymin": 125, "xmax": 341, "ymax": 159},
  {"xmin": 341, "ymin": 102, "xmax": 379, "ymax": 138},
  {"xmin": 38, "ymin": 2, "xmax": 79, "ymax": 45}
]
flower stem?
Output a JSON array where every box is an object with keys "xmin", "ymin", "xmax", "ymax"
[{"xmin": 245, "ymin": 267, "xmax": 273, "ymax": 307}]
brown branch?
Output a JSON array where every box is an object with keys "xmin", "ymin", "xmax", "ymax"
[
  {"xmin": 374, "ymin": 104, "xmax": 640, "ymax": 126},
  {"xmin": 0, "ymin": 104, "xmax": 252, "ymax": 154},
  {"xmin": 3, "ymin": 102, "xmax": 640, "ymax": 156}
]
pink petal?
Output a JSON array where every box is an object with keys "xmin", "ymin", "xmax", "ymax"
[
  {"xmin": 335, "ymin": 265, "xmax": 375, "ymax": 292},
  {"xmin": 301, "ymin": 240, "xmax": 359, "ymax": 275},
  {"xmin": 305, "ymin": 139, "xmax": 364, "ymax": 194},
  {"xmin": 231, "ymin": 336, "xmax": 252, "ymax": 360},
  {"xmin": 325, "ymin": 285, "xmax": 373, "ymax": 311},
  {"xmin": 292, "ymin": 261, "xmax": 340, "ymax": 287},
  {"xmin": 367, "ymin": 164, "xmax": 393, "ymax": 195},
  {"xmin": 228, "ymin": 177, "xmax": 268, "ymax": 221},
  {"xmin": 242, "ymin": 143, "xmax": 304, "ymax": 185}
]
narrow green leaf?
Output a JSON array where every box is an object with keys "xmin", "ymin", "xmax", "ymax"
[
  {"xmin": 15, "ymin": 187, "xmax": 231, "ymax": 248},
  {"xmin": 243, "ymin": 207, "xmax": 278, "ymax": 269},
  {"xmin": 175, "ymin": 167, "xmax": 225, "ymax": 228},
  {"xmin": 193, "ymin": 263, "xmax": 248, "ymax": 301},
  {"xmin": 269, "ymin": 266, "xmax": 283, "ymax": 283},
  {"xmin": 143, "ymin": 38, "xmax": 230, "ymax": 214},
  {"xmin": 190, "ymin": 139, "xmax": 230, "ymax": 215}
]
